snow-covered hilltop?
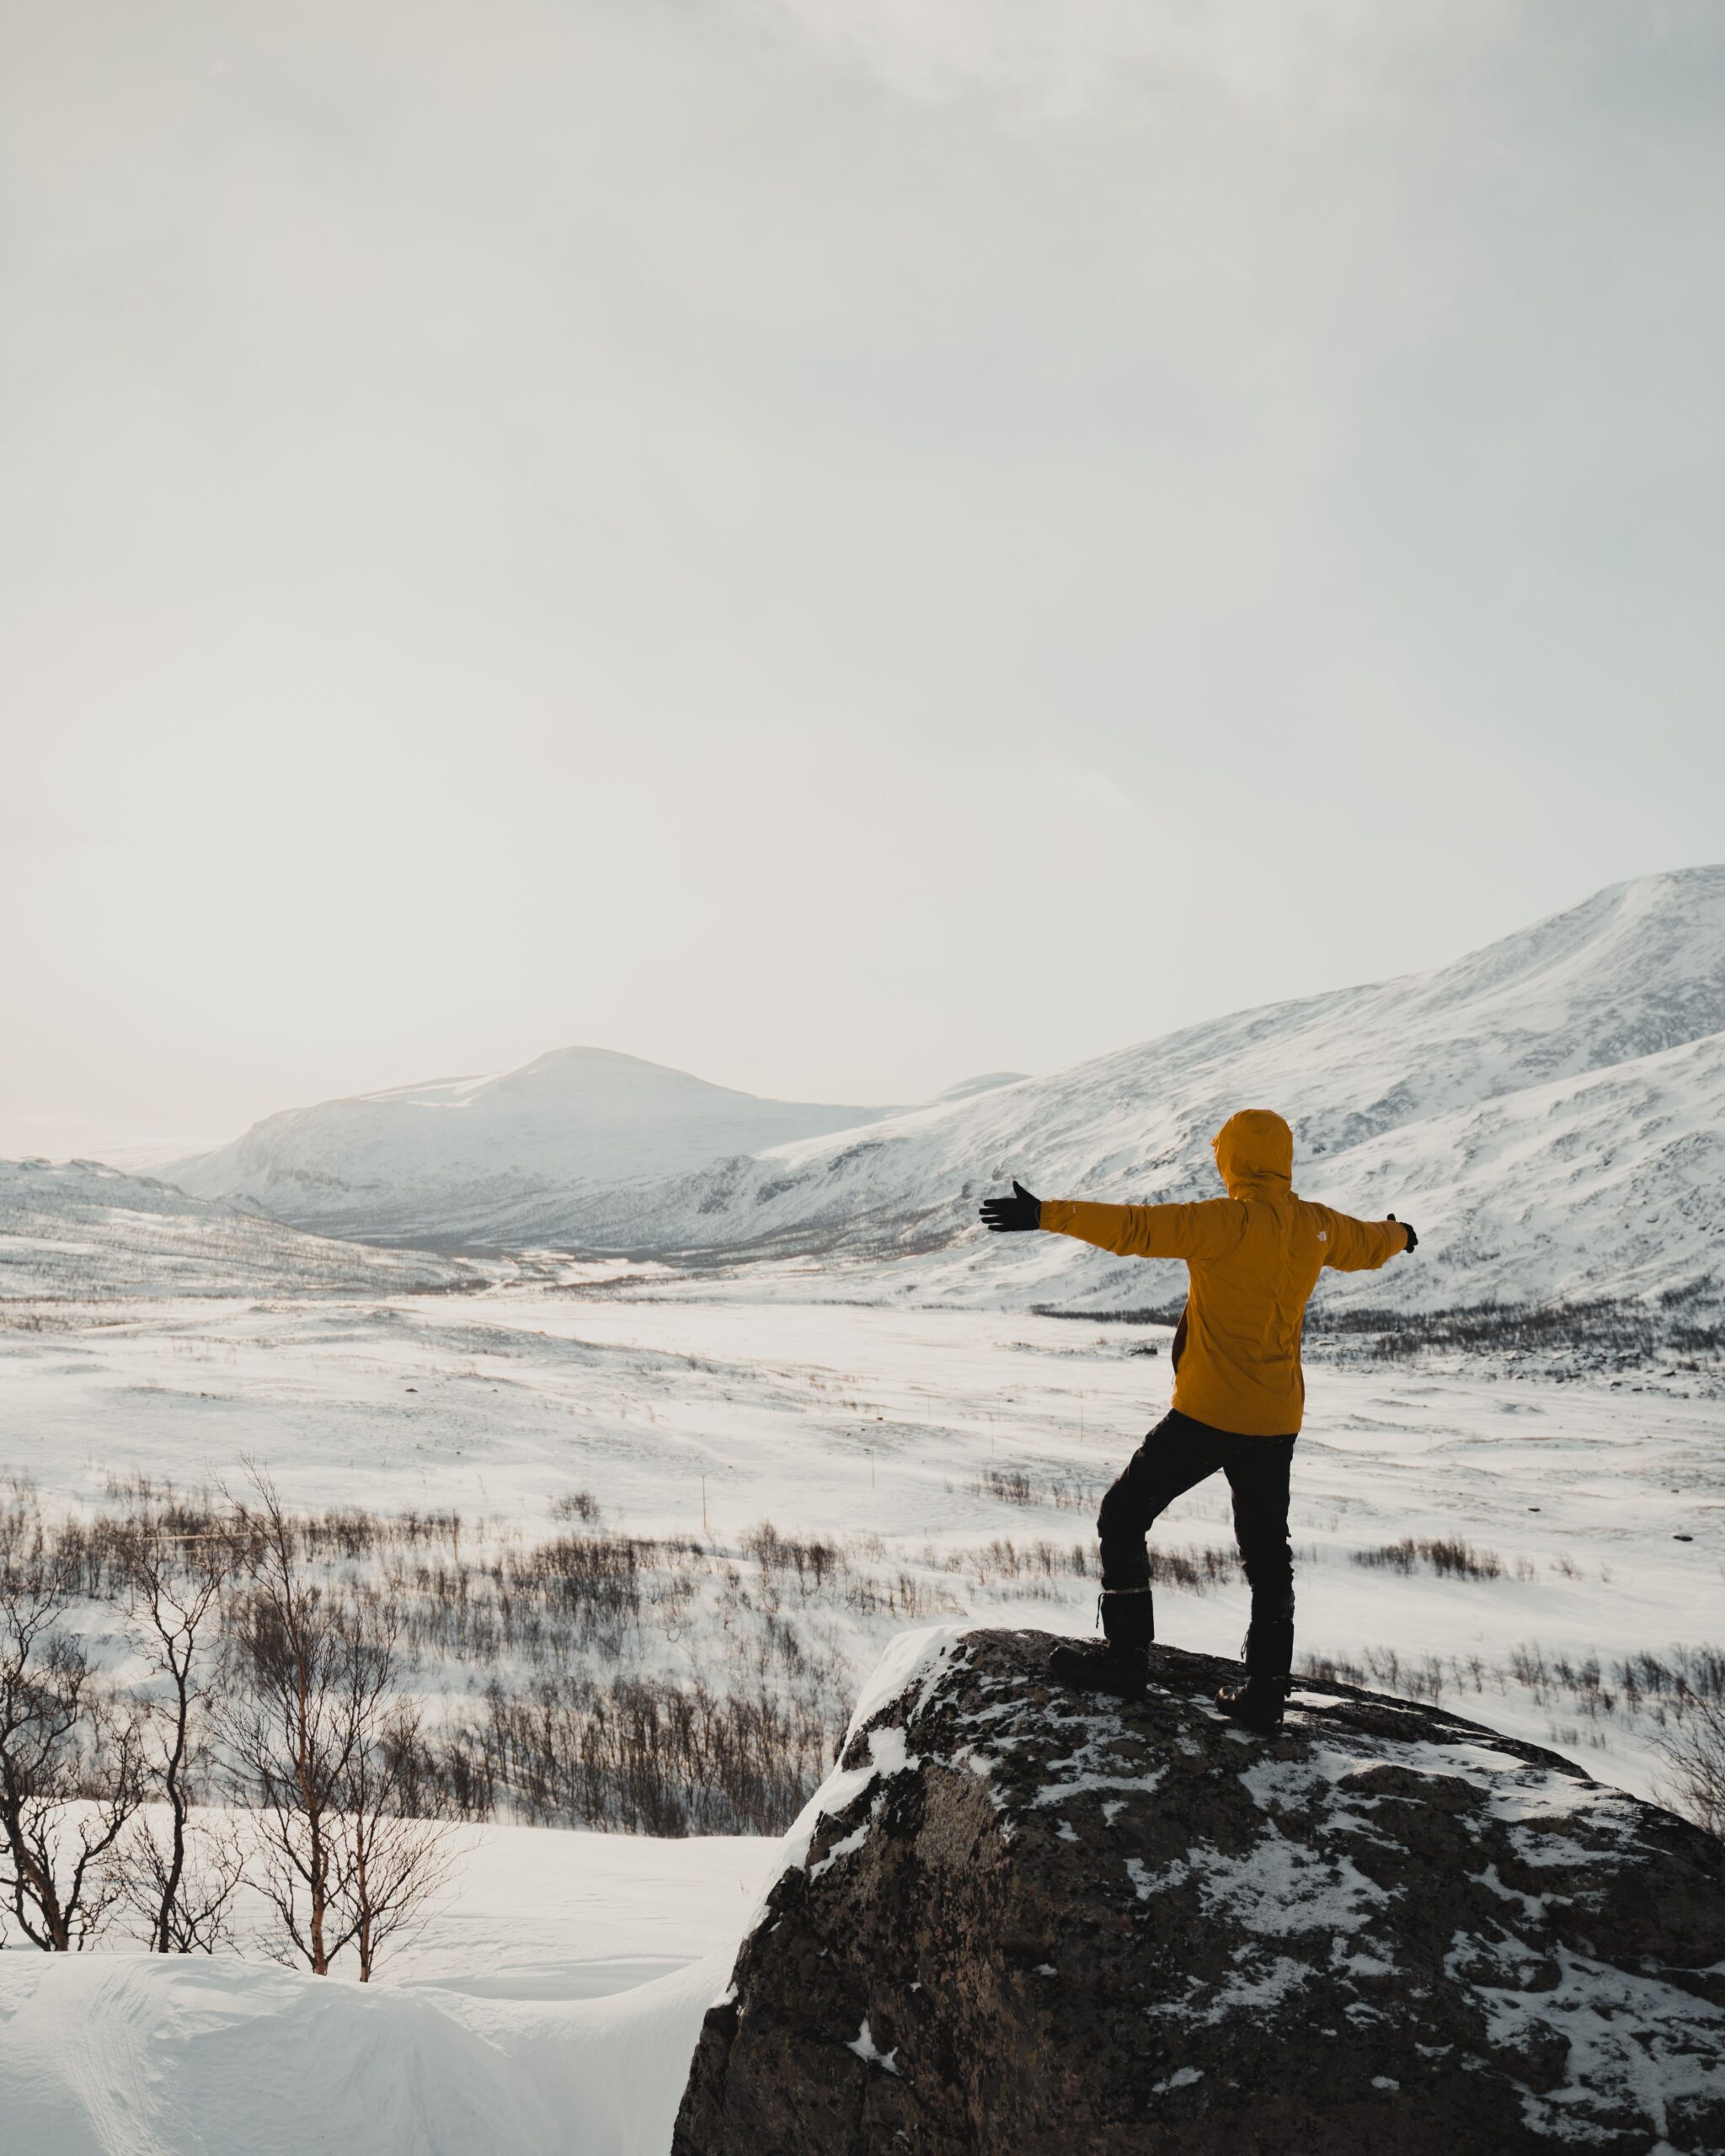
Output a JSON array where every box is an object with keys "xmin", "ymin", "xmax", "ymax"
[
  {"xmin": 560, "ymin": 866, "xmax": 1725, "ymax": 1315},
  {"xmin": 165, "ymin": 1047, "xmax": 898, "ymax": 1246}
]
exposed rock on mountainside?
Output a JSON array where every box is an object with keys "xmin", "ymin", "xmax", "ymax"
[
  {"xmin": 676, "ymin": 1628, "xmax": 1725, "ymax": 2155},
  {"xmin": 164, "ymin": 1047, "xmax": 896, "ymax": 1246}
]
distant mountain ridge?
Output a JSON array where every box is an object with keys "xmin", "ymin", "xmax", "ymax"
[{"xmin": 165, "ymin": 1047, "xmax": 901, "ymax": 1246}]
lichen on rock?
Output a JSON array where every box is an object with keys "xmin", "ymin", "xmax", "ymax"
[{"xmin": 674, "ymin": 1627, "xmax": 1725, "ymax": 2154}]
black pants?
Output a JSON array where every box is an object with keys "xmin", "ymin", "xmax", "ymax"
[{"xmin": 1097, "ymin": 1409, "xmax": 1297, "ymax": 1679}]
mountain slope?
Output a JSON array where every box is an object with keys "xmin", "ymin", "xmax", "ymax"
[
  {"xmin": 165, "ymin": 1048, "xmax": 896, "ymax": 1245},
  {"xmin": 555, "ymin": 867, "xmax": 1725, "ymax": 1314},
  {"xmin": 0, "ymin": 1159, "xmax": 481, "ymax": 1298}
]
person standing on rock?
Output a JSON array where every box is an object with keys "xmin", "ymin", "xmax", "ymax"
[{"xmin": 978, "ymin": 1108, "xmax": 1416, "ymax": 1732}]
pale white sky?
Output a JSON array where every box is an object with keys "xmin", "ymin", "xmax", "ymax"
[{"xmin": 4, "ymin": 0, "xmax": 1723, "ymax": 1157}]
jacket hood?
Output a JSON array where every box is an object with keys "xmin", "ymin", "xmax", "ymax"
[{"xmin": 1212, "ymin": 1108, "xmax": 1294, "ymax": 1198}]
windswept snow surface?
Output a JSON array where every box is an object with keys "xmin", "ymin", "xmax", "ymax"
[
  {"xmin": 930, "ymin": 1071, "xmax": 1033, "ymax": 1104},
  {"xmin": 0, "ymin": 1158, "xmax": 482, "ymax": 1299},
  {"xmin": 163, "ymin": 1047, "xmax": 898, "ymax": 1246},
  {"xmin": 553, "ymin": 867, "xmax": 1725, "ymax": 1316},
  {"xmin": 0, "ymin": 1824, "xmax": 777, "ymax": 2156}
]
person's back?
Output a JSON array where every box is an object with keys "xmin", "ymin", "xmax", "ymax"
[
  {"xmin": 980, "ymin": 1107, "xmax": 1417, "ymax": 1731},
  {"xmin": 1039, "ymin": 1107, "xmax": 1409, "ymax": 1435}
]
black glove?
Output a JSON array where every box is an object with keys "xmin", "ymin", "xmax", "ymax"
[
  {"xmin": 980, "ymin": 1180, "xmax": 1042, "ymax": 1233},
  {"xmin": 1389, "ymin": 1213, "xmax": 1418, "ymax": 1253}
]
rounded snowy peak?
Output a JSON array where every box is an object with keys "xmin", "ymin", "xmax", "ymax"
[
  {"xmin": 163, "ymin": 1048, "xmax": 896, "ymax": 1242},
  {"xmin": 471, "ymin": 1048, "xmax": 766, "ymax": 1111}
]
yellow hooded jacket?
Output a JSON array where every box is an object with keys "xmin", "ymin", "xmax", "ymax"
[{"xmin": 1039, "ymin": 1108, "xmax": 1411, "ymax": 1437}]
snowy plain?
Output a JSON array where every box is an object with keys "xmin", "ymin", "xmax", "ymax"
[{"xmin": 6, "ymin": 1266, "xmax": 1719, "ymax": 1794}]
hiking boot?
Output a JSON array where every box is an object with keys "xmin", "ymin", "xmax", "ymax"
[
  {"xmin": 1047, "ymin": 1638, "xmax": 1149, "ymax": 1696},
  {"xmin": 1048, "ymin": 1588, "xmax": 1154, "ymax": 1697},
  {"xmin": 1215, "ymin": 1674, "xmax": 1290, "ymax": 1734}
]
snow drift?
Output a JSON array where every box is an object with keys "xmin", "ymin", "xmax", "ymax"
[{"xmin": 0, "ymin": 1823, "xmax": 777, "ymax": 2156}]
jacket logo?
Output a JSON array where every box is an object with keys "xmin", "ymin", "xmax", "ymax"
[{"xmin": 1316, "ymin": 1231, "xmax": 1327, "ymax": 1243}]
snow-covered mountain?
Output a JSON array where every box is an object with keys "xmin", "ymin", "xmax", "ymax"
[
  {"xmin": 0, "ymin": 1158, "xmax": 481, "ymax": 1298},
  {"xmin": 164, "ymin": 1048, "xmax": 898, "ymax": 1246},
  {"xmin": 553, "ymin": 867, "xmax": 1725, "ymax": 1315},
  {"xmin": 154, "ymin": 870, "xmax": 1725, "ymax": 1315}
]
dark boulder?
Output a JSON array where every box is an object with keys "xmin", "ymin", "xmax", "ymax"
[{"xmin": 674, "ymin": 1628, "xmax": 1725, "ymax": 2154}]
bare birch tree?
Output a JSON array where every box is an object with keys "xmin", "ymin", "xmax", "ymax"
[
  {"xmin": 337, "ymin": 1701, "xmax": 457, "ymax": 1982},
  {"xmin": 218, "ymin": 1473, "xmax": 363, "ymax": 1972},
  {"xmin": 0, "ymin": 1515, "xmax": 146, "ymax": 1950},
  {"xmin": 116, "ymin": 1516, "xmax": 247, "ymax": 1952},
  {"xmin": 219, "ymin": 1470, "xmax": 454, "ymax": 1974}
]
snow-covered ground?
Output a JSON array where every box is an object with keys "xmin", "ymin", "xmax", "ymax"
[
  {"xmin": 0, "ymin": 1822, "xmax": 777, "ymax": 2156},
  {"xmin": 5, "ymin": 1276, "xmax": 1719, "ymax": 1802},
  {"xmin": 0, "ymin": 1157, "xmax": 489, "ymax": 1299},
  {"xmin": 2, "ymin": 1257, "xmax": 1722, "ymax": 2153}
]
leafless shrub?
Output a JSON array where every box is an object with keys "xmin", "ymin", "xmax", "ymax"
[
  {"xmin": 1301, "ymin": 1638, "xmax": 1725, "ymax": 1771},
  {"xmin": 1653, "ymin": 1694, "xmax": 1725, "ymax": 1838},
  {"xmin": 969, "ymin": 1466, "xmax": 1099, "ymax": 1513},
  {"xmin": 959, "ymin": 1537, "xmax": 1092, "ymax": 1589},
  {"xmin": 1354, "ymin": 1538, "xmax": 1503, "ymax": 1581},
  {"xmin": 1301, "ymin": 1646, "xmax": 1447, "ymax": 1703},
  {"xmin": 1616, "ymin": 1646, "xmax": 1725, "ymax": 1710},
  {"xmin": 1147, "ymin": 1543, "xmax": 1242, "ymax": 1590},
  {"xmin": 740, "ymin": 1523, "xmax": 842, "ymax": 1599},
  {"xmin": 1304, "ymin": 1293, "xmax": 1725, "ymax": 1369},
  {"xmin": 1032, "ymin": 1305, "xmax": 1181, "ymax": 1326},
  {"xmin": 465, "ymin": 1670, "xmax": 843, "ymax": 1836}
]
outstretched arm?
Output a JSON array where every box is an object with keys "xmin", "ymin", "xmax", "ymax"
[
  {"xmin": 979, "ymin": 1182, "xmax": 1242, "ymax": 1262},
  {"xmin": 1321, "ymin": 1209, "xmax": 1417, "ymax": 1271}
]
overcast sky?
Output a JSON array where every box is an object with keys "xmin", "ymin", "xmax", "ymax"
[{"xmin": 4, "ymin": 0, "xmax": 1723, "ymax": 1157}]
